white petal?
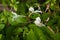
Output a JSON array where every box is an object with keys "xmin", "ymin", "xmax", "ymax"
[
  {"xmin": 34, "ymin": 21, "xmax": 40, "ymax": 25},
  {"xmin": 36, "ymin": 17, "xmax": 41, "ymax": 22},
  {"xmin": 34, "ymin": 10, "xmax": 42, "ymax": 13},
  {"xmin": 12, "ymin": 11, "xmax": 18, "ymax": 16},
  {"xmin": 34, "ymin": 17, "xmax": 41, "ymax": 26},
  {"xmin": 34, "ymin": 17, "xmax": 45, "ymax": 27},
  {"xmin": 34, "ymin": 21, "xmax": 45, "ymax": 27},
  {"xmin": 29, "ymin": 7, "xmax": 34, "ymax": 13}
]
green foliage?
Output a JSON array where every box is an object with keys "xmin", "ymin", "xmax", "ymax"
[
  {"xmin": 30, "ymin": 13, "xmax": 41, "ymax": 19},
  {"xmin": 0, "ymin": 34, "xmax": 2, "ymax": 40},
  {"xmin": 42, "ymin": 13, "xmax": 49, "ymax": 21},
  {"xmin": 17, "ymin": 3, "xmax": 28, "ymax": 15},
  {"xmin": 0, "ymin": 24, "xmax": 5, "ymax": 31},
  {"xmin": 28, "ymin": 24, "xmax": 47, "ymax": 40},
  {"xmin": 0, "ymin": 0, "xmax": 60, "ymax": 40},
  {"xmin": 27, "ymin": 29, "xmax": 37, "ymax": 40},
  {"xmin": 14, "ymin": 27, "xmax": 23, "ymax": 35}
]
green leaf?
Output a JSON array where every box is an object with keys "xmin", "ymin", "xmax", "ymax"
[
  {"xmin": 14, "ymin": 27, "xmax": 23, "ymax": 35},
  {"xmin": 54, "ymin": 33, "xmax": 60, "ymax": 40},
  {"xmin": 17, "ymin": 3, "xmax": 28, "ymax": 15},
  {"xmin": 47, "ymin": 20, "xmax": 54, "ymax": 26},
  {"xmin": 44, "ymin": 0, "xmax": 51, "ymax": 4},
  {"xmin": 0, "ymin": 34, "xmax": 2, "ymax": 40},
  {"xmin": 0, "ymin": 24, "xmax": 5, "ymax": 31},
  {"xmin": 30, "ymin": 13, "xmax": 41, "ymax": 19},
  {"xmin": 26, "ymin": 0, "xmax": 37, "ymax": 6},
  {"xmin": 9, "ymin": 16, "xmax": 28, "ymax": 25},
  {"xmin": 50, "ymin": 3, "xmax": 56, "ymax": 10},
  {"xmin": 15, "ymin": 17, "xmax": 28, "ymax": 23},
  {"xmin": 42, "ymin": 13, "xmax": 49, "ymax": 21},
  {"xmin": 27, "ymin": 29, "xmax": 37, "ymax": 40},
  {"xmin": 11, "ymin": 35, "xmax": 20, "ymax": 40},
  {"xmin": 40, "ymin": 27, "xmax": 55, "ymax": 40},
  {"xmin": 11, "ymin": 0, "xmax": 16, "ymax": 3},
  {"xmin": 0, "ymin": 16, "xmax": 7, "ymax": 23},
  {"xmin": 33, "ymin": 27, "xmax": 47, "ymax": 40},
  {"xmin": 28, "ymin": 24, "xmax": 47, "ymax": 40},
  {"xmin": 3, "ymin": 10, "xmax": 12, "ymax": 17}
]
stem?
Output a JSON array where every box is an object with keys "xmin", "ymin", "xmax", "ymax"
[
  {"xmin": 56, "ymin": 26, "xmax": 59, "ymax": 34},
  {"xmin": 48, "ymin": 26, "xmax": 55, "ymax": 34},
  {"xmin": 28, "ymin": 13, "xmax": 32, "ymax": 17}
]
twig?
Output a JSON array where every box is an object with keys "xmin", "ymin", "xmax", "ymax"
[
  {"xmin": 47, "ymin": 26, "xmax": 55, "ymax": 34},
  {"xmin": 56, "ymin": 26, "xmax": 59, "ymax": 33},
  {"xmin": 45, "ymin": 4, "xmax": 50, "ymax": 12},
  {"xmin": 28, "ymin": 13, "xmax": 32, "ymax": 17}
]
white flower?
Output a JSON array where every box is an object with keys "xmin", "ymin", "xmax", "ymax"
[
  {"xmin": 35, "ymin": 17, "xmax": 41, "ymax": 22},
  {"xmin": 12, "ymin": 11, "xmax": 18, "ymax": 21},
  {"xmin": 29, "ymin": 7, "xmax": 34, "ymax": 13},
  {"xmin": 34, "ymin": 17, "xmax": 45, "ymax": 27},
  {"xmin": 11, "ymin": 11, "xmax": 26, "ymax": 21},
  {"xmin": 29, "ymin": 6, "xmax": 43, "ymax": 14}
]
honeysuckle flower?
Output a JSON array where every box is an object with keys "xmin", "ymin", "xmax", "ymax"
[
  {"xmin": 34, "ymin": 17, "xmax": 45, "ymax": 27},
  {"xmin": 29, "ymin": 7, "xmax": 34, "ymax": 13},
  {"xmin": 35, "ymin": 17, "xmax": 41, "ymax": 22},
  {"xmin": 12, "ymin": 11, "xmax": 26, "ymax": 21},
  {"xmin": 29, "ymin": 6, "xmax": 42, "ymax": 14},
  {"xmin": 11, "ymin": 11, "xmax": 18, "ymax": 21}
]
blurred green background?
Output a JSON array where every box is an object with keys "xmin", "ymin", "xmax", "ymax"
[{"xmin": 0, "ymin": 0, "xmax": 60, "ymax": 40}]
